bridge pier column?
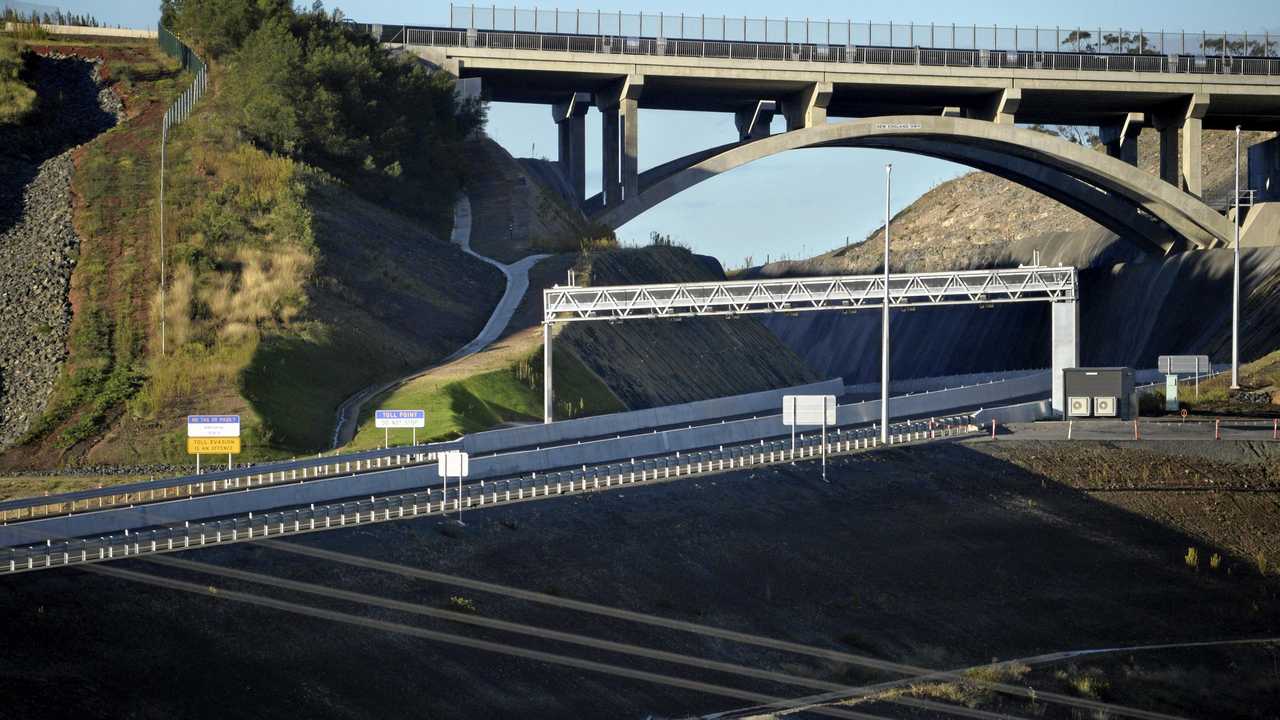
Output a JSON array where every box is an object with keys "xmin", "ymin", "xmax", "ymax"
[
  {"xmin": 969, "ymin": 87, "xmax": 1021, "ymax": 125},
  {"xmin": 1154, "ymin": 94, "xmax": 1209, "ymax": 197},
  {"xmin": 621, "ymin": 95, "xmax": 640, "ymax": 200},
  {"xmin": 553, "ymin": 92, "xmax": 590, "ymax": 203},
  {"xmin": 783, "ymin": 82, "xmax": 832, "ymax": 130},
  {"xmin": 600, "ymin": 106, "xmax": 620, "ymax": 205},
  {"xmin": 1249, "ymin": 134, "xmax": 1280, "ymax": 203},
  {"xmin": 1101, "ymin": 112, "xmax": 1143, "ymax": 166},
  {"xmin": 735, "ymin": 100, "xmax": 777, "ymax": 141},
  {"xmin": 597, "ymin": 75, "xmax": 643, "ymax": 204},
  {"xmin": 1051, "ymin": 300, "xmax": 1079, "ymax": 419}
]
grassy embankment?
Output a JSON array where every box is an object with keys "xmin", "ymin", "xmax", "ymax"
[
  {"xmin": 1140, "ymin": 349, "xmax": 1280, "ymax": 415},
  {"xmin": 0, "ymin": 33, "xmax": 35, "ymax": 122},
  {"xmin": 6, "ymin": 6, "xmax": 493, "ymax": 468},
  {"xmin": 346, "ymin": 333, "xmax": 625, "ymax": 450},
  {"xmin": 5, "ymin": 37, "xmax": 187, "ymax": 469}
]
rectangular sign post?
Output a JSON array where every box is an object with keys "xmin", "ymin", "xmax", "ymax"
[
  {"xmin": 782, "ymin": 395, "xmax": 837, "ymax": 480},
  {"xmin": 375, "ymin": 410, "xmax": 426, "ymax": 448},
  {"xmin": 1158, "ymin": 355, "xmax": 1210, "ymax": 399},
  {"xmin": 188, "ymin": 415, "xmax": 240, "ymax": 474},
  {"xmin": 438, "ymin": 450, "xmax": 470, "ymax": 523},
  {"xmin": 1165, "ymin": 374, "xmax": 1179, "ymax": 412}
]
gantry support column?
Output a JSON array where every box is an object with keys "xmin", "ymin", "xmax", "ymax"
[
  {"xmin": 782, "ymin": 82, "xmax": 832, "ymax": 131},
  {"xmin": 597, "ymin": 75, "xmax": 644, "ymax": 204},
  {"xmin": 553, "ymin": 92, "xmax": 590, "ymax": 203},
  {"xmin": 1101, "ymin": 112, "xmax": 1143, "ymax": 166},
  {"xmin": 735, "ymin": 100, "xmax": 777, "ymax": 141},
  {"xmin": 1153, "ymin": 94, "xmax": 1210, "ymax": 197},
  {"xmin": 1051, "ymin": 300, "xmax": 1079, "ymax": 419},
  {"xmin": 543, "ymin": 321, "xmax": 553, "ymax": 424}
]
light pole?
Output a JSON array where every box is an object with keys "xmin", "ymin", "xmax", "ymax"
[
  {"xmin": 1231, "ymin": 125, "xmax": 1241, "ymax": 390},
  {"xmin": 881, "ymin": 163, "xmax": 892, "ymax": 444}
]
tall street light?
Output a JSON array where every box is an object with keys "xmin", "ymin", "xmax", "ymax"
[
  {"xmin": 1231, "ymin": 125, "xmax": 1241, "ymax": 390},
  {"xmin": 881, "ymin": 164, "xmax": 892, "ymax": 443}
]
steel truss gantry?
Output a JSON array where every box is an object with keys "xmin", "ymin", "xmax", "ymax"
[{"xmin": 541, "ymin": 266, "xmax": 1078, "ymax": 422}]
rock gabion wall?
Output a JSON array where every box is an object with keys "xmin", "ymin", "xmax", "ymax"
[{"xmin": 0, "ymin": 54, "xmax": 120, "ymax": 450}]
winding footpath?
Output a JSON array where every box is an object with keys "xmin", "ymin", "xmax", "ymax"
[{"xmin": 329, "ymin": 196, "xmax": 549, "ymax": 448}]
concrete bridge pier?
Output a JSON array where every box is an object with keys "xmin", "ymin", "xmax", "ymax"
[
  {"xmin": 553, "ymin": 92, "xmax": 590, "ymax": 202},
  {"xmin": 597, "ymin": 75, "xmax": 644, "ymax": 203},
  {"xmin": 969, "ymin": 87, "xmax": 1021, "ymax": 124},
  {"xmin": 1051, "ymin": 300, "xmax": 1079, "ymax": 418},
  {"xmin": 736, "ymin": 100, "xmax": 777, "ymax": 141},
  {"xmin": 1153, "ymin": 94, "xmax": 1209, "ymax": 197},
  {"xmin": 782, "ymin": 81, "xmax": 832, "ymax": 130},
  {"xmin": 1101, "ymin": 112, "xmax": 1143, "ymax": 166}
]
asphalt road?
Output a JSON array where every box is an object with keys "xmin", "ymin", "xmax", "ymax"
[{"xmin": 1000, "ymin": 417, "xmax": 1280, "ymax": 442}]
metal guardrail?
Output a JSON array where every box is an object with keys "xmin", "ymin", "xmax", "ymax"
[
  {"xmin": 0, "ymin": 450, "xmax": 440, "ymax": 524},
  {"xmin": 448, "ymin": 5, "xmax": 1278, "ymax": 58},
  {"xmin": 1, "ymin": 416, "xmax": 977, "ymax": 575},
  {"xmin": 389, "ymin": 25, "xmax": 1280, "ymax": 77}
]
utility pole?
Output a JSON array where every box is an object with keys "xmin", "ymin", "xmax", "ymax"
[
  {"xmin": 881, "ymin": 164, "xmax": 892, "ymax": 444},
  {"xmin": 1231, "ymin": 125, "xmax": 1242, "ymax": 390}
]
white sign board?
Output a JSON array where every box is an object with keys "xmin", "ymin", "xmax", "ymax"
[
  {"xmin": 187, "ymin": 415, "xmax": 240, "ymax": 438},
  {"xmin": 1165, "ymin": 374, "xmax": 1179, "ymax": 412},
  {"xmin": 375, "ymin": 409, "xmax": 426, "ymax": 429},
  {"xmin": 1158, "ymin": 355, "xmax": 1210, "ymax": 375},
  {"xmin": 782, "ymin": 395, "xmax": 837, "ymax": 427},
  {"xmin": 438, "ymin": 450, "xmax": 470, "ymax": 478}
]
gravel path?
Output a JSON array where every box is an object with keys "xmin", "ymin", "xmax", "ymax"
[
  {"xmin": 329, "ymin": 196, "xmax": 549, "ymax": 448},
  {"xmin": 0, "ymin": 55, "xmax": 120, "ymax": 450}
]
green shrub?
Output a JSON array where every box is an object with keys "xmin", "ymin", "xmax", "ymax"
[{"xmin": 0, "ymin": 35, "xmax": 35, "ymax": 124}]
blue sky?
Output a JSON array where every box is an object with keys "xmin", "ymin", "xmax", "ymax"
[{"xmin": 47, "ymin": 1, "xmax": 1280, "ymax": 265}]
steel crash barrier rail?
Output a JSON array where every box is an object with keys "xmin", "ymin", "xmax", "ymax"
[
  {"xmin": 386, "ymin": 26, "xmax": 1280, "ymax": 77},
  {"xmin": 0, "ymin": 450, "xmax": 444, "ymax": 524},
  {"xmin": 2, "ymin": 416, "xmax": 977, "ymax": 575}
]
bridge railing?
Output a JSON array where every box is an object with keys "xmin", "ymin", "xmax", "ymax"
[
  {"xmin": 395, "ymin": 24, "xmax": 1280, "ymax": 76},
  {"xmin": 448, "ymin": 5, "xmax": 1277, "ymax": 58}
]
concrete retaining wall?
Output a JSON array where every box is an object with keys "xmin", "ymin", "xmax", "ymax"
[{"xmin": 844, "ymin": 369, "xmax": 1045, "ymax": 396}]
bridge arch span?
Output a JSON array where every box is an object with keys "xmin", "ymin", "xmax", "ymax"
[{"xmin": 588, "ymin": 116, "xmax": 1233, "ymax": 252}]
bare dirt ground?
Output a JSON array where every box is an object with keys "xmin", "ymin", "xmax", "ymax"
[{"xmin": 1, "ymin": 441, "xmax": 1277, "ymax": 719}]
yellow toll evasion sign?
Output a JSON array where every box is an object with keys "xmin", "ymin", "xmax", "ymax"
[{"xmin": 187, "ymin": 437, "xmax": 241, "ymax": 454}]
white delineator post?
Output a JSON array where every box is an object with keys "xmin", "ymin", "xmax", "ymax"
[
  {"xmin": 1231, "ymin": 124, "xmax": 1242, "ymax": 390},
  {"xmin": 881, "ymin": 163, "xmax": 891, "ymax": 444}
]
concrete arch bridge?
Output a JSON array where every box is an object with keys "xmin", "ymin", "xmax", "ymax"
[{"xmin": 585, "ymin": 116, "xmax": 1233, "ymax": 253}]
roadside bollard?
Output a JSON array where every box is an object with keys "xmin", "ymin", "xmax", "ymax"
[
  {"xmin": 1274, "ymin": 419, "xmax": 1278, "ymax": 441},
  {"xmin": 1067, "ymin": 420, "xmax": 1073, "ymax": 440},
  {"xmin": 990, "ymin": 419, "xmax": 996, "ymax": 439},
  {"xmin": 1133, "ymin": 418, "xmax": 1140, "ymax": 441},
  {"xmin": 1215, "ymin": 418, "xmax": 1221, "ymax": 440}
]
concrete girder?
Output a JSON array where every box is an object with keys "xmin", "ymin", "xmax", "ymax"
[
  {"xmin": 735, "ymin": 100, "xmax": 777, "ymax": 141},
  {"xmin": 1100, "ymin": 112, "xmax": 1144, "ymax": 166},
  {"xmin": 589, "ymin": 115, "xmax": 1233, "ymax": 250}
]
